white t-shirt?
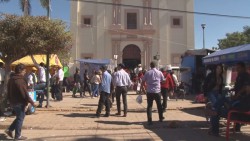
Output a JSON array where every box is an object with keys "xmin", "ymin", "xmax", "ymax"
[
  {"xmin": 172, "ymin": 74, "xmax": 179, "ymax": 86},
  {"xmin": 55, "ymin": 68, "xmax": 64, "ymax": 81},
  {"xmin": 27, "ymin": 73, "xmax": 37, "ymax": 86},
  {"xmin": 38, "ymin": 66, "xmax": 46, "ymax": 82}
]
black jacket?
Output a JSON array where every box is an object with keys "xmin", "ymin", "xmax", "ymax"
[
  {"xmin": 203, "ymin": 72, "xmax": 224, "ymax": 96},
  {"xmin": 7, "ymin": 74, "xmax": 34, "ymax": 106}
]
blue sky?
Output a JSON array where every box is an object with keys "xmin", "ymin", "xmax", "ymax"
[{"xmin": 0, "ymin": 0, "xmax": 250, "ymax": 49}]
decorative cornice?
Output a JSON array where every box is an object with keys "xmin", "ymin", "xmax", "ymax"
[{"xmin": 109, "ymin": 29, "xmax": 155, "ymax": 35}]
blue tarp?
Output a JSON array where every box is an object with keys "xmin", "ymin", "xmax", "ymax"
[
  {"xmin": 203, "ymin": 44, "xmax": 250, "ymax": 65},
  {"xmin": 75, "ymin": 59, "xmax": 112, "ymax": 80},
  {"xmin": 75, "ymin": 59, "xmax": 111, "ymax": 64}
]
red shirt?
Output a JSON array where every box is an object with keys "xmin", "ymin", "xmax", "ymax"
[{"xmin": 161, "ymin": 71, "xmax": 175, "ymax": 89}]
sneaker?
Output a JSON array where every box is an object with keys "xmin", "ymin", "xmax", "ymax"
[
  {"xmin": 208, "ymin": 131, "xmax": 220, "ymax": 137},
  {"xmin": 167, "ymin": 97, "xmax": 171, "ymax": 101},
  {"xmin": 115, "ymin": 113, "xmax": 121, "ymax": 116},
  {"xmin": 147, "ymin": 121, "xmax": 153, "ymax": 126},
  {"xmin": 4, "ymin": 129, "xmax": 13, "ymax": 138},
  {"xmin": 36, "ymin": 104, "xmax": 42, "ymax": 108},
  {"xmin": 96, "ymin": 114, "xmax": 100, "ymax": 118},
  {"xmin": 14, "ymin": 135, "xmax": 27, "ymax": 140},
  {"xmin": 104, "ymin": 114, "xmax": 110, "ymax": 117}
]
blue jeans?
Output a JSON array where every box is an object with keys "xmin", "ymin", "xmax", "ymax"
[
  {"xmin": 91, "ymin": 83, "xmax": 99, "ymax": 97},
  {"xmin": 96, "ymin": 91, "xmax": 110, "ymax": 115},
  {"xmin": 8, "ymin": 104, "xmax": 26, "ymax": 138},
  {"xmin": 208, "ymin": 90, "xmax": 220, "ymax": 107},
  {"xmin": 34, "ymin": 82, "xmax": 46, "ymax": 91}
]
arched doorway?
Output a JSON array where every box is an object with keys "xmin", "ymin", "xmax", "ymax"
[{"xmin": 123, "ymin": 44, "xmax": 141, "ymax": 70}]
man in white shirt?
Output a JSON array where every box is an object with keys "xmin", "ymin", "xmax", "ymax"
[
  {"xmin": 114, "ymin": 63, "xmax": 132, "ymax": 117},
  {"xmin": 0, "ymin": 62, "xmax": 5, "ymax": 96},
  {"xmin": 31, "ymin": 56, "xmax": 47, "ymax": 90},
  {"xmin": 52, "ymin": 65, "xmax": 64, "ymax": 101},
  {"xmin": 27, "ymin": 67, "xmax": 38, "ymax": 89}
]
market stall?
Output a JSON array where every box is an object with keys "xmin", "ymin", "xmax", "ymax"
[
  {"xmin": 203, "ymin": 43, "xmax": 250, "ymax": 86},
  {"xmin": 203, "ymin": 44, "xmax": 250, "ymax": 65},
  {"xmin": 75, "ymin": 59, "xmax": 113, "ymax": 78}
]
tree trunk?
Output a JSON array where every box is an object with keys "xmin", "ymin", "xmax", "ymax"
[
  {"xmin": 24, "ymin": 0, "xmax": 29, "ymax": 16},
  {"xmin": 0, "ymin": 63, "xmax": 11, "ymax": 116}
]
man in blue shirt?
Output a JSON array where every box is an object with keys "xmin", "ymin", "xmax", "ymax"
[{"xmin": 96, "ymin": 65, "xmax": 112, "ymax": 117}]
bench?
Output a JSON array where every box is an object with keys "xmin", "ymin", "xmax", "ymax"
[{"xmin": 226, "ymin": 110, "xmax": 250, "ymax": 140}]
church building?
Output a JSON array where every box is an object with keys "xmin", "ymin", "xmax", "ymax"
[{"xmin": 70, "ymin": 0, "xmax": 194, "ymax": 69}]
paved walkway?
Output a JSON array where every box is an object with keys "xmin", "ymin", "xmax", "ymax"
[{"xmin": 0, "ymin": 91, "xmax": 249, "ymax": 141}]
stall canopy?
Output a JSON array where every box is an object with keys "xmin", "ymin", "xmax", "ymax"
[
  {"xmin": 203, "ymin": 44, "xmax": 250, "ymax": 65},
  {"xmin": 12, "ymin": 54, "xmax": 62, "ymax": 67},
  {"xmin": 75, "ymin": 59, "xmax": 111, "ymax": 65},
  {"xmin": 75, "ymin": 59, "xmax": 112, "ymax": 79}
]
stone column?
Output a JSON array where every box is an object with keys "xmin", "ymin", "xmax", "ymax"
[
  {"xmin": 148, "ymin": 41, "xmax": 152, "ymax": 64},
  {"xmin": 116, "ymin": 41, "xmax": 121, "ymax": 63},
  {"xmin": 149, "ymin": 0, "xmax": 152, "ymax": 25},
  {"xmin": 142, "ymin": 46, "xmax": 147, "ymax": 68},
  {"xmin": 112, "ymin": 0, "xmax": 116, "ymax": 25},
  {"xmin": 118, "ymin": 0, "xmax": 121, "ymax": 25},
  {"xmin": 143, "ymin": 0, "xmax": 147, "ymax": 25}
]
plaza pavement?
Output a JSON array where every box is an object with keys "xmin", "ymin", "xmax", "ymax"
[{"xmin": 0, "ymin": 91, "xmax": 249, "ymax": 141}]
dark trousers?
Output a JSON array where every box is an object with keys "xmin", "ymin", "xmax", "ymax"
[
  {"xmin": 36, "ymin": 90, "xmax": 45, "ymax": 106},
  {"xmin": 146, "ymin": 92, "xmax": 163, "ymax": 122},
  {"xmin": 83, "ymin": 81, "xmax": 91, "ymax": 95},
  {"xmin": 51, "ymin": 81, "xmax": 63, "ymax": 100},
  {"xmin": 9, "ymin": 104, "xmax": 25, "ymax": 138},
  {"xmin": 96, "ymin": 91, "xmax": 110, "ymax": 115},
  {"xmin": 161, "ymin": 88, "xmax": 169, "ymax": 110},
  {"xmin": 116, "ymin": 86, "xmax": 128, "ymax": 114},
  {"xmin": 111, "ymin": 89, "xmax": 116, "ymax": 103}
]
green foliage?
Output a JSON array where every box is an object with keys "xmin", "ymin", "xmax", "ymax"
[
  {"xmin": 218, "ymin": 26, "xmax": 250, "ymax": 49},
  {"xmin": 0, "ymin": 14, "xmax": 72, "ymax": 65},
  {"xmin": 0, "ymin": 0, "xmax": 10, "ymax": 3}
]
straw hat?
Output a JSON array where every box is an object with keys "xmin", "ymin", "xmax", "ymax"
[{"xmin": 32, "ymin": 67, "xmax": 37, "ymax": 71}]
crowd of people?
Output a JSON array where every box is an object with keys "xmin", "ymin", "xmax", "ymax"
[
  {"xmin": 2, "ymin": 59, "xmax": 250, "ymax": 139},
  {"xmin": 203, "ymin": 62, "xmax": 250, "ymax": 137}
]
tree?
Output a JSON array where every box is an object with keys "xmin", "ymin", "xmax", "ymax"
[
  {"xmin": 0, "ymin": 14, "xmax": 72, "ymax": 113},
  {"xmin": 20, "ymin": 0, "xmax": 31, "ymax": 16},
  {"xmin": 1, "ymin": 0, "xmax": 49, "ymax": 16},
  {"xmin": 40, "ymin": 0, "xmax": 50, "ymax": 17},
  {"xmin": 218, "ymin": 26, "xmax": 250, "ymax": 49},
  {"xmin": 0, "ymin": 0, "xmax": 10, "ymax": 3}
]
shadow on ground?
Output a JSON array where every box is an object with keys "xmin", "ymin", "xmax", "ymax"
[
  {"xmin": 0, "ymin": 133, "xmax": 12, "ymax": 140},
  {"xmin": 180, "ymin": 106, "xmax": 206, "ymax": 118},
  {"xmin": 95, "ymin": 120, "xmax": 250, "ymax": 141},
  {"xmin": 57, "ymin": 113, "xmax": 96, "ymax": 118}
]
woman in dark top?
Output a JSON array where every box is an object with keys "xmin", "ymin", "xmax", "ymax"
[
  {"xmin": 72, "ymin": 68, "xmax": 83, "ymax": 97},
  {"xmin": 203, "ymin": 64, "xmax": 224, "ymax": 136},
  {"xmin": 83, "ymin": 70, "xmax": 91, "ymax": 96}
]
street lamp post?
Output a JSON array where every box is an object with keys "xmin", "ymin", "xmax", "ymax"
[
  {"xmin": 201, "ymin": 23, "xmax": 206, "ymax": 49},
  {"xmin": 114, "ymin": 54, "xmax": 118, "ymax": 68}
]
